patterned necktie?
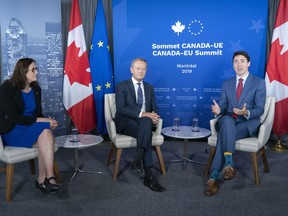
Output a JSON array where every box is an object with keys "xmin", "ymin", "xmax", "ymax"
[
  {"xmin": 236, "ymin": 78, "xmax": 243, "ymax": 101},
  {"xmin": 137, "ymin": 83, "xmax": 143, "ymax": 105}
]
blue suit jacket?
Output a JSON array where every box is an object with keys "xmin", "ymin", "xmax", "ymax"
[
  {"xmin": 218, "ymin": 73, "xmax": 266, "ymax": 136},
  {"xmin": 114, "ymin": 79, "xmax": 158, "ymax": 132}
]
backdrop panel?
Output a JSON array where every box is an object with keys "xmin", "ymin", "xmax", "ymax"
[
  {"xmin": 0, "ymin": 0, "xmax": 66, "ymax": 135},
  {"xmin": 113, "ymin": 0, "xmax": 268, "ymax": 129}
]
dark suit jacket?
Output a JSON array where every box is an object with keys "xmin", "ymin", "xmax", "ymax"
[
  {"xmin": 218, "ymin": 73, "xmax": 266, "ymax": 136},
  {"xmin": 0, "ymin": 80, "xmax": 43, "ymax": 134},
  {"xmin": 114, "ymin": 79, "xmax": 158, "ymax": 133}
]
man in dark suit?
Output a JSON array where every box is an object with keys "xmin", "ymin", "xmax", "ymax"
[
  {"xmin": 114, "ymin": 58, "xmax": 165, "ymax": 192},
  {"xmin": 205, "ymin": 51, "xmax": 266, "ymax": 196}
]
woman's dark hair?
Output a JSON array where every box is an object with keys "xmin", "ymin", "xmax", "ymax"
[
  {"xmin": 232, "ymin": 51, "xmax": 250, "ymax": 62},
  {"xmin": 10, "ymin": 57, "xmax": 39, "ymax": 89}
]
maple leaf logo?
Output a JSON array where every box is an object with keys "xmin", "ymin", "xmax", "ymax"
[{"xmin": 172, "ymin": 21, "xmax": 185, "ymax": 36}]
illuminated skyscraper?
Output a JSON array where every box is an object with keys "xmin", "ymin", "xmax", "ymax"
[
  {"xmin": 5, "ymin": 17, "xmax": 27, "ymax": 78},
  {"xmin": 43, "ymin": 22, "xmax": 67, "ymax": 135}
]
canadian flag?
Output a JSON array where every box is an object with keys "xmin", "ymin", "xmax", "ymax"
[
  {"xmin": 265, "ymin": 0, "xmax": 288, "ymax": 136},
  {"xmin": 63, "ymin": 0, "xmax": 96, "ymax": 133}
]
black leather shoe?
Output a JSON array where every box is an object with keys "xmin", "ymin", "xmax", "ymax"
[
  {"xmin": 144, "ymin": 175, "xmax": 166, "ymax": 192},
  {"xmin": 44, "ymin": 177, "xmax": 60, "ymax": 192},
  {"xmin": 35, "ymin": 180, "xmax": 50, "ymax": 194},
  {"xmin": 131, "ymin": 160, "xmax": 143, "ymax": 172}
]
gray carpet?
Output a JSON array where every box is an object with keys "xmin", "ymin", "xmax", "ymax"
[{"xmin": 1, "ymin": 138, "xmax": 288, "ymax": 216}]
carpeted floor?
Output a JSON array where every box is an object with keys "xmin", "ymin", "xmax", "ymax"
[{"xmin": 1, "ymin": 138, "xmax": 288, "ymax": 216}]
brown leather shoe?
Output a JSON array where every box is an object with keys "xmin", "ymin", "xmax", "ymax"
[
  {"xmin": 204, "ymin": 179, "xmax": 219, "ymax": 196},
  {"xmin": 223, "ymin": 166, "xmax": 236, "ymax": 180}
]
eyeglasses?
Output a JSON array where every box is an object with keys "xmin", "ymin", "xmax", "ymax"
[{"xmin": 29, "ymin": 67, "xmax": 38, "ymax": 73}]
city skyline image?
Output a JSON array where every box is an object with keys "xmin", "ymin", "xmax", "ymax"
[{"xmin": 0, "ymin": 0, "xmax": 67, "ymax": 135}]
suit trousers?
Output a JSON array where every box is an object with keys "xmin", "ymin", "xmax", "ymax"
[
  {"xmin": 119, "ymin": 117, "xmax": 154, "ymax": 168},
  {"xmin": 210, "ymin": 115, "xmax": 250, "ymax": 171}
]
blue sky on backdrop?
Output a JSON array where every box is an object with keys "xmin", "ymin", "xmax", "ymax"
[{"xmin": 0, "ymin": 0, "xmax": 61, "ymax": 40}]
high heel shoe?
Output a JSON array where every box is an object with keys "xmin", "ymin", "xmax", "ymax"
[
  {"xmin": 35, "ymin": 180, "xmax": 50, "ymax": 194},
  {"xmin": 44, "ymin": 176, "xmax": 60, "ymax": 192}
]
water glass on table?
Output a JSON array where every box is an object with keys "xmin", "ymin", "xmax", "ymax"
[
  {"xmin": 172, "ymin": 117, "xmax": 180, "ymax": 131},
  {"xmin": 71, "ymin": 127, "xmax": 79, "ymax": 142},
  {"xmin": 192, "ymin": 117, "xmax": 199, "ymax": 132}
]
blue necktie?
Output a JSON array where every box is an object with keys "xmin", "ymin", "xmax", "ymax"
[{"xmin": 137, "ymin": 83, "xmax": 143, "ymax": 105}]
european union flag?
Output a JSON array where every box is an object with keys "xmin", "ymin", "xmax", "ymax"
[{"xmin": 90, "ymin": 0, "xmax": 114, "ymax": 134}]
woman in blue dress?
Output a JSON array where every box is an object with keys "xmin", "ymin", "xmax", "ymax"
[{"xmin": 0, "ymin": 58, "xmax": 60, "ymax": 194}]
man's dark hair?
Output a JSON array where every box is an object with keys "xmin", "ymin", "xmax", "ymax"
[{"xmin": 232, "ymin": 51, "xmax": 250, "ymax": 62}]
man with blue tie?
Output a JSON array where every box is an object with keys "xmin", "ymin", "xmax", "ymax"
[
  {"xmin": 205, "ymin": 51, "xmax": 266, "ymax": 196},
  {"xmin": 114, "ymin": 58, "xmax": 165, "ymax": 192}
]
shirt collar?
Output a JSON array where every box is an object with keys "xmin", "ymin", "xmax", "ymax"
[
  {"xmin": 131, "ymin": 77, "xmax": 142, "ymax": 85},
  {"xmin": 237, "ymin": 72, "xmax": 249, "ymax": 82}
]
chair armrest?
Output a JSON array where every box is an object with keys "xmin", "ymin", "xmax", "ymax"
[
  {"xmin": 106, "ymin": 119, "xmax": 117, "ymax": 142},
  {"xmin": 210, "ymin": 118, "xmax": 218, "ymax": 136},
  {"xmin": 257, "ymin": 113, "xmax": 274, "ymax": 145},
  {"xmin": 257, "ymin": 123, "xmax": 269, "ymax": 145},
  {"xmin": 0, "ymin": 136, "xmax": 4, "ymax": 153},
  {"xmin": 154, "ymin": 118, "xmax": 163, "ymax": 134},
  {"xmin": 257, "ymin": 96, "xmax": 275, "ymax": 145}
]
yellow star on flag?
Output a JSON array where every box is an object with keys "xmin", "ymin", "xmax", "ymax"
[
  {"xmin": 105, "ymin": 82, "xmax": 111, "ymax": 88},
  {"xmin": 97, "ymin": 41, "xmax": 104, "ymax": 47},
  {"xmin": 96, "ymin": 85, "xmax": 102, "ymax": 91}
]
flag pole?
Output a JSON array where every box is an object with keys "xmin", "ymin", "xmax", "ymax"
[{"xmin": 270, "ymin": 136, "xmax": 288, "ymax": 152}]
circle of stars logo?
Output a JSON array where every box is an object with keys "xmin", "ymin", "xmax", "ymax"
[{"xmin": 188, "ymin": 20, "xmax": 204, "ymax": 35}]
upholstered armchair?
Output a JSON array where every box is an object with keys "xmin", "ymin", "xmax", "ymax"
[
  {"xmin": 205, "ymin": 96, "xmax": 275, "ymax": 186},
  {"xmin": 104, "ymin": 93, "xmax": 166, "ymax": 180},
  {"xmin": 0, "ymin": 135, "xmax": 61, "ymax": 202}
]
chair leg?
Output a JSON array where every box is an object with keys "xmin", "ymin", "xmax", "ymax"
[
  {"xmin": 251, "ymin": 152, "xmax": 260, "ymax": 187},
  {"xmin": 204, "ymin": 147, "xmax": 216, "ymax": 176},
  {"xmin": 107, "ymin": 143, "xmax": 115, "ymax": 166},
  {"xmin": 6, "ymin": 164, "xmax": 14, "ymax": 202},
  {"xmin": 112, "ymin": 148, "xmax": 122, "ymax": 180},
  {"xmin": 155, "ymin": 146, "xmax": 166, "ymax": 175},
  {"xmin": 260, "ymin": 146, "xmax": 269, "ymax": 173},
  {"xmin": 29, "ymin": 159, "xmax": 36, "ymax": 175},
  {"xmin": 53, "ymin": 160, "xmax": 62, "ymax": 183}
]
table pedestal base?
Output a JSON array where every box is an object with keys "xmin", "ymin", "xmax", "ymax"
[
  {"xmin": 170, "ymin": 139, "xmax": 206, "ymax": 170},
  {"xmin": 62, "ymin": 149, "xmax": 102, "ymax": 182}
]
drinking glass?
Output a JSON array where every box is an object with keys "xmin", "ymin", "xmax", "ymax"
[
  {"xmin": 71, "ymin": 127, "xmax": 79, "ymax": 142},
  {"xmin": 172, "ymin": 117, "xmax": 180, "ymax": 131},
  {"xmin": 192, "ymin": 117, "xmax": 199, "ymax": 132}
]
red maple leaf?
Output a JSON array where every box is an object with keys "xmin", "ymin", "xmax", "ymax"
[
  {"xmin": 64, "ymin": 40, "xmax": 91, "ymax": 86},
  {"xmin": 267, "ymin": 39, "xmax": 288, "ymax": 86}
]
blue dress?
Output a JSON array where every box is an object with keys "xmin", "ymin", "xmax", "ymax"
[{"xmin": 2, "ymin": 89, "xmax": 50, "ymax": 148}]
